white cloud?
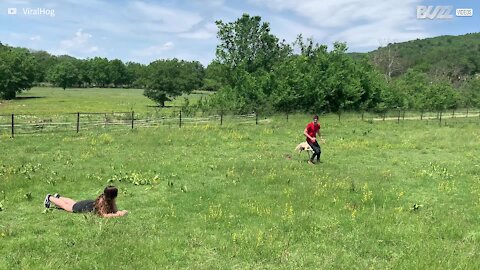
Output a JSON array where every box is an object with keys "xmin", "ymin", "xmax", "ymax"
[
  {"xmin": 132, "ymin": 41, "xmax": 175, "ymax": 57},
  {"xmin": 268, "ymin": 15, "xmax": 326, "ymax": 42},
  {"xmin": 57, "ymin": 29, "xmax": 99, "ymax": 55},
  {"xmin": 190, "ymin": 0, "xmax": 225, "ymax": 7},
  {"xmin": 249, "ymin": 0, "xmax": 428, "ymax": 50},
  {"xmin": 178, "ymin": 23, "xmax": 218, "ymax": 40},
  {"xmin": 128, "ymin": 1, "xmax": 203, "ymax": 33},
  {"xmin": 3, "ymin": 0, "xmax": 30, "ymax": 5},
  {"xmin": 29, "ymin": 35, "xmax": 41, "ymax": 41}
]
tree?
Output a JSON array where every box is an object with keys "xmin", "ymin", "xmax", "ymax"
[
  {"xmin": 88, "ymin": 57, "xmax": 111, "ymax": 87},
  {"xmin": 0, "ymin": 48, "xmax": 36, "ymax": 99},
  {"xmin": 143, "ymin": 59, "xmax": 204, "ymax": 107},
  {"xmin": 371, "ymin": 43, "xmax": 403, "ymax": 82},
  {"xmin": 202, "ymin": 60, "xmax": 227, "ymax": 92},
  {"xmin": 425, "ymin": 80, "xmax": 458, "ymax": 113},
  {"xmin": 77, "ymin": 59, "xmax": 92, "ymax": 87},
  {"xmin": 126, "ymin": 62, "xmax": 146, "ymax": 88},
  {"xmin": 323, "ymin": 42, "xmax": 363, "ymax": 115},
  {"xmin": 109, "ymin": 59, "xmax": 128, "ymax": 87},
  {"xmin": 213, "ymin": 13, "xmax": 289, "ymax": 113},
  {"xmin": 30, "ymin": 50, "xmax": 57, "ymax": 83},
  {"xmin": 215, "ymin": 14, "xmax": 283, "ymax": 77},
  {"xmin": 47, "ymin": 61, "xmax": 79, "ymax": 90},
  {"xmin": 459, "ymin": 77, "xmax": 480, "ymax": 110}
]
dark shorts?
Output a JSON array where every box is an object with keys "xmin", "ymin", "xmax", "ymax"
[{"xmin": 72, "ymin": 200, "xmax": 95, "ymax": 213}]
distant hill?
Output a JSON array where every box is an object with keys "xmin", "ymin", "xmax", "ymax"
[{"xmin": 365, "ymin": 33, "xmax": 480, "ymax": 85}]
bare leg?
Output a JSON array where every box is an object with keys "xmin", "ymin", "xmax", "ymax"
[{"xmin": 50, "ymin": 197, "xmax": 76, "ymax": 212}]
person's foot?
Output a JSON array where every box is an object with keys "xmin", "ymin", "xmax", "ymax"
[
  {"xmin": 53, "ymin": 193, "xmax": 61, "ymax": 198},
  {"xmin": 44, "ymin": 194, "xmax": 52, "ymax": 208},
  {"xmin": 316, "ymin": 160, "xmax": 323, "ymax": 164},
  {"xmin": 308, "ymin": 160, "xmax": 315, "ymax": 165}
]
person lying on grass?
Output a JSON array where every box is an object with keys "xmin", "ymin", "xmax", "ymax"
[{"xmin": 44, "ymin": 186, "xmax": 128, "ymax": 218}]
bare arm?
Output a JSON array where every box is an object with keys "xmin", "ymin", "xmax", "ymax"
[{"xmin": 100, "ymin": 210, "xmax": 128, "ymax": 218}]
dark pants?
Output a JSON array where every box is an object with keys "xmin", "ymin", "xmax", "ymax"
[{"xmin": 307, "ymin": 140, "xmax": 321, "ymax": 161}]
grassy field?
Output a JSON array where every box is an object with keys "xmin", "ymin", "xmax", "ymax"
[
  {"xmin": 0, "ymin": 87, "xmax": 210, "ymax": 114},
  {"xmin": 1, "ymin": 88, "xmax": 480, "ymax": 269}
]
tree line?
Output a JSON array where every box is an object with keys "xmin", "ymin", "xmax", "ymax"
[
  {"xmin": 1, "ymin": 14, "xmax": 479, "ymax": 114},
  {"xmin": 198, "ymin": 14, "xmax": 480, "ymax": 115}
]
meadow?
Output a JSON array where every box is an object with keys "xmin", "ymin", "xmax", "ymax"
[
  {"xmin": 1, "ymin": 88, "xmax": 479, "ymax": 269},
  {"xmin": 0, "ymin": 87, "xmax": 210, "ymax": 114}
]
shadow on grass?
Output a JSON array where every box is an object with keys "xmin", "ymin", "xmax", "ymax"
[
  {"xmin": 15, "ymin": 96, "xmax": 46, "ymax": 100},
  {"xmin": 146, "ymin": 105, "xmax": 180, "ymax": 108}
]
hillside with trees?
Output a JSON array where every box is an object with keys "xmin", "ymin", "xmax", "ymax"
[
  {"xmin": 369, "ymin": 33, "xmax": 480, "ymax": 85},
  {"xmin": 1, "ymin": 15, "xmax": 479, "ymax": 113}
]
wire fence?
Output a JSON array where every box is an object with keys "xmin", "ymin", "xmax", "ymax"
[
  {"xmin": 363, "ymin": 109, "xmax": 480, "ymax": 122},
  {"xmin": 0, "ymin": 111, "xmax": 263, "ymax": 137},
  {"xmin": 0, "ymin": 109, "xmax": 478, "ymax": 138}
]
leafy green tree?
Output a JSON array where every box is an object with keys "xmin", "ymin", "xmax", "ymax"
[
  {"xmin": 126, "ymin": 62, "xmax": 146, "ymax": 88},
  {"xmin": 202, "ymin": 61, "xmax": 227, "ymax": 92},
  {"xmin": 30, "ymin": 50, "xmax": 57, "ymax": 83},
  {"xmin": 215, "ymin": 14, "xmax": 283, "ymax": 77},
  {"xmin": 459, "ymin": 78, "xmax": 480, "ymax": 110},
  {"xmin": 392, "ymin": 69, "xmax": 429, "ymax": 111},
  {"xmin": 143, "ymin": 59, "xmax": 204, "ymax": 107},
  {"xmin": 47, "ymin": 61, "xmax": 79, "ymax": 90},
  {"xmin": 77, "ymin": 59, "xmax": 92, "ymax": 87},
  {"xmin": 109, "ymin": 59, "xmax": 128, "ymax": 87},
  {"xmin": 354, "ymin": 56, "xmax": 386, "ymax": 113},
  {"xmin": 88, "ymin": 57, "xmax": 111, "ymax": 87},
  {"xmin": 0, "ymin": 48, "xmax": 36, "ymax": 99},
  {"xmin": 425, "ymin": 80, "xmax": 458, "ymax": 113},
  {"xmin": 323, "ymin": 42, "xmax": 363, "ymax": 115},
  {"xmin": 214, "ymin": 14, "xmax": 289, "ymax": 113}
]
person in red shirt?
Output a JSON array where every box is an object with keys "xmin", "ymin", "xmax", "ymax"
[{"xmin": 304, "ymin": 115, "xmax": 321, "ymax": 164}]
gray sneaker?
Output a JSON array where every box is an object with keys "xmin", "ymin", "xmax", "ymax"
[{"xmin": 44, "ymin": 194, "xmax": 52, "ymax": 208}]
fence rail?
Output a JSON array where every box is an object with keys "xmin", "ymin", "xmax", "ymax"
[
  {"xmin": 0, "ymin": 109, "xmax": 478, "ymax": 138},
  {"xmin": 0, "ymin": 111, "xmax": 261, "ymax": 137}
]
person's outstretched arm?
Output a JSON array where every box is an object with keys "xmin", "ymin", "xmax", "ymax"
[{"xmin": 101, "ymin": 210, "xmax": 128, "ymax": 218}]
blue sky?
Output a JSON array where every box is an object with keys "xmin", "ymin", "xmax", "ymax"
[{"xmin": 0, "ymin": 0, "xmax": 478, "ymax": 66}]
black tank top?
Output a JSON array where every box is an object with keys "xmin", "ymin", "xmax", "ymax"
[{"xmin": 72, "ymin": 200, "xmax": 95, "ymax": 213}]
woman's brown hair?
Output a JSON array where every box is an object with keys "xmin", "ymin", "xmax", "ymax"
[{"xmin": 94, "ymin": 186, "xmax": 118, "ymax": 216}]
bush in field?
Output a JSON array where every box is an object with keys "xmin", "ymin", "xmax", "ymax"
[
  {"xmin": 47, "ymin": 61, "xmax": 80, "ymax": 90},
  {"xmin": 143, "ymin": 59, "xmax": 204, "ymax": 107},
  {"xmin": 0, "ymin": 47, "xmax": 36, "ymax": 99}
]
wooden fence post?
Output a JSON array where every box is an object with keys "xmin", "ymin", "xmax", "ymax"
[
  {"xmin": 179, "ymin": 110, "xmax": 182, "ymax": 128},
  {"xmin": 131, "ymin": 111, "xmax": 134, "ymax": 129},
  {"xmin": 76, "ymin": 112, "xmax": 80, "ymax": 133},
  {"xmin": 220, "ymin": 110, "xmax": 223, "ymax": 126},
  {"xmin": 11, "ymin": 114, "xmax": 14, "ymax": 138}
]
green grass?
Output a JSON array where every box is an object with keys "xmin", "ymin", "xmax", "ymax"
[
  {"xmin": 0, "ymin": 87, "xmax": 210, "ymax": 114},
  {"xmin": 1, "ymin": 87, "xmax": 480, "ymax": 268},
  {"xmin": 1, "ymin": 114, "xmax": 480, "ymax": 269}
]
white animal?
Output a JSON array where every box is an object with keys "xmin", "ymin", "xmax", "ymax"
[{"xmin": 295, "ymin": 142, "xmax": 313, "ymax": 153}]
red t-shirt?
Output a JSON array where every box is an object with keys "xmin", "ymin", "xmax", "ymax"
[{"xmin": 306, "ymin": 122, "xmax": 320, "ymax": 143}]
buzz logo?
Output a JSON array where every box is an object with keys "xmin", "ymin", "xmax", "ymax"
[{"xmin": 417, "ymin": 6, "xmax": 454, "ymax": 19}]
